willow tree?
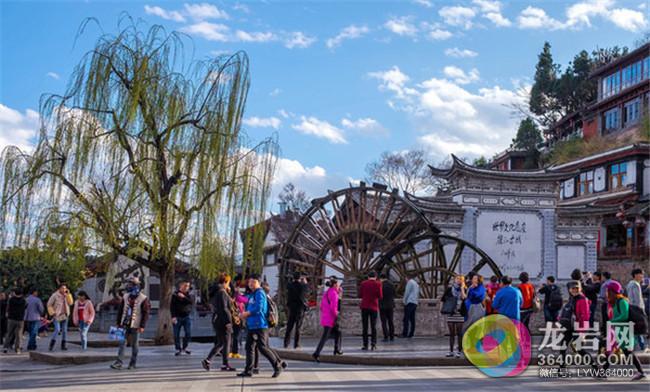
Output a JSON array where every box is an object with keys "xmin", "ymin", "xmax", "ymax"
[{"xmin": 0, "ymin": 20, "xmax": 277, "ymax": 344}]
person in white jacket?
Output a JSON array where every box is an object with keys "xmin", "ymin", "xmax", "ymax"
[{"xmin": 627, "ymin": 268, "xmax": 646, "ymax": 351}]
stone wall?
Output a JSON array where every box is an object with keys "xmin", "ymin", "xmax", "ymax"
[
  {"xmin": 598, "ymin": 259, "xmax": 650, "ymax": 285},
  {"xmin": 292, "ymin": 298, "xmax": 551, "ymax": 337}
]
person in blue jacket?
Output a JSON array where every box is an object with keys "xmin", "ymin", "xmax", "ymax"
[
  {"xmin": 237, "ymin": 274, "xmax": 282, "ymax": 378},
  {"xmin": 492, "ymin": 275, "xmax": 523, "ymax": 321}
]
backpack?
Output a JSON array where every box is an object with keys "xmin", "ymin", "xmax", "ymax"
[
  {"xmin": 548, "ymin": 286, "xmax": 563, "ymax": 311},
  {"xmin": 558, "ymin": 297, "xmax": 575, "ymax": 331},
  {"xmin": 265, "ymin": 294, "xmax": 278, "ymax": 328},
  {"xmin": 627, "ymin": 303, "xmax": 648, "ymax": 335}
]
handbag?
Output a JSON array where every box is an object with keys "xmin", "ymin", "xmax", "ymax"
[
  {"xmin": 108, "ymin": 326, "xmax": 125, "ymax": 341},
  {"xmin": 441, "ymin": 292, "xmax": 457, "ymax": 315},
  {"xmin": 532, "ymin": 294, "xmax": 542, "ymax": 313}
]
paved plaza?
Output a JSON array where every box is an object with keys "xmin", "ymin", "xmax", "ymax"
[{"xmin": 1, "ymin": 335, "xmax": 649, "ymax": 391}]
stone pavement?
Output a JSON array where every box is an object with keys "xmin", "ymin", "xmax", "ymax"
[{"xmin": 1, "ymin": 350, "xmax": 649, "ymax": 392}]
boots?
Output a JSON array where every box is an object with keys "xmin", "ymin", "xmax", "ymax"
[
  {"xmin": 49, "ymin": 340, "xmax": 55, "ymax": 351},
  {"xmin": 61, "ymin": 340, "xmax": 68, "ymax": 351}
]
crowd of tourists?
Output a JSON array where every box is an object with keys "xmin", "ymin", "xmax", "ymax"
[
  {"xmin": 438, "ymin": 267, "xmax": 649, "ymax": 381},
  {"xmin": 1, "ymin": 266, "xmax": 648, "ymax": 381}
]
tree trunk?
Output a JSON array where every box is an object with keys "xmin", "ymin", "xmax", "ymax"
[{"xmin": 154, "ymin": 265, "xmax": 175, "ymax": 345}]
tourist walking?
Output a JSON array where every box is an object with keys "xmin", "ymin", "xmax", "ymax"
[
  {"xmin": 47, "ymin": 283, "xmax": 73, "ymax": 351},
  {"xmin": 237, "ymin": 274, "xmax": 282, "ymax": 378},
  {"xmin": 312, "ymin": 276, "xmax": 342, "ymax": 361},
  {"xmin": 171, "ymin": 280, "xmax": 194, "ymax": 355},
  {"xmin": 492, "ymin": 275, "xmax": 522, "ymax": 321},
  {"xmin": 72, "ymin": 291, "xmax": 95, "ymax": 351},
  {"xmin": 251, "ymin": 282, "xmax": 286, "ymax": 374},
  {"xmin": 627, "ymin": 268, "xmax": 646, "ymax": 351},
  {"xmin": 24, "ymin": 288, "xmax": 44, "ymax": 350},
  {"xmin": 0, "ymin": 292, "xmax": 7, "ymax": 345},
  {"xmin": 402, "ymin": 274, "xmax": 419, "ymax": 338},
  {"xmin": 202, "ymin": 274, "xmax": 236, "ymax": 372},
  {"xmin": 557, "ymin": 281, "xmax": 598, "ymax": 372},
  {"xmin": 583, "ymin": 271, "xmax": 602, "ymax": 325},
  {"xmin": 602, "ymin": 280, "xmax": 646, "ymax": 381},
  {"xmin": 359, "ymin": 271, "xmax": 382, "ymax": 350},
  {"xmin": 463, "ymin": 274, "xmax": 486, "ymax": 333},
  {"xmin": 517, "ymin": 272, "xmax": 535, "ymax": 330},
  {"xmin": 379, "ymin": 274, "xmax": 395, "ymax": 342},
  {"xmin": 230, "ymin": 287, "xmax": 247, "ymax": 359},
  {"xmin": 2, "ymin": 288, "xmax": 26, "ymax": 354},
  {"xmin": 110, "ymin": 277, "xmax": 151, "ymax": 370},
  {"xmin": 441, "ymin": 274, "xmax": 466, "ymax": 358},
  {"xmin": 538, "ymin": 276, "xmax": 562, "ymax": 323},
  {"xmin": 284, "ymin": 272, "xmax": 308, "ymax": 349}
]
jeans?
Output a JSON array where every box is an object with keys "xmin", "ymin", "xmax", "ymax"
[
  {"xmin": 207, "ymin": 324, "xmax": 232, "ymax": 366},
  {"xmin": 173, "ymin": 316, "xmax": 192, "ymax": 351},
  {"xmin": 283, "ymin": 307, "xmax": 305, "ymax": 348},
  {"xmin": 361, "ymin": 309, "xmax": 378, "ymax": 347},
  {"xmin": 26, "ymin": 320, "xmax": 40, "ymax": 350},
  {"xmin": 231, "ymin": 324, "xmax": 242, "ymax": 354},
  {"xmin": 79, "ymin": 321, "xmax": 90, "ymax": 350},
  {"xmin": 244, "ymin": 328, "xmax": 279, "ymax": 373},
  {"xmin": 380, "ymin": 307, "xmax": 394, "ymax": 340},
  {"xmin": 3, "ymin": 320, "xmax": 23, "ymax": 352},
  {"xmin": 635, "ymin": 334, "xmax": 646, "ymax": 351},
  {"xmin": 543, "ymin": 307, "xmax": 559, "ymax": 323},
  {"xmin": 117, "ymin": 328, "xmax": 140, "ymax": 365},
  {"xmin": 51, "ymin": 318, "xmax": 68, "ymax": 343},
  {"xmin": 402, "ymin": 303, "xmax": 417, "ymax": 337}
]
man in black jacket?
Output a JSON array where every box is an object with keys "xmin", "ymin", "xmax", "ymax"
[
  {"xmin": 379, "ymin": 274, "xmax": 395, "ymax": 342},
  {"xmin": 284, "ymin": 272, "xmax": 308, "ymax": 349},
  {"xmin": 202, "ymin": 275, "xmax": 236, "ymax": 372},
  {"xmin": 2, "ymin": 288, "xmax": 26, "ymax": 354},
  {"xmin": 171, "ymin": 281, "xmax": 194, "ymax": 356}
]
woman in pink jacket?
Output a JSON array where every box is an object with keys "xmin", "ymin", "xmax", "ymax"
[
  {"xmin": 72, "ymin": 291, "xmax": 95, "ymax": 350},
  {"xmin": 312, "ymin": 276, "xmax": 342, "ymax": 362}
]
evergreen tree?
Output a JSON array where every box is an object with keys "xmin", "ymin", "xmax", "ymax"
[{"xmin": 529, "ymin": 42, "xmax": 561, "ymax": 126}]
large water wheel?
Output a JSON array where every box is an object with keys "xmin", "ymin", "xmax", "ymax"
[{"xmin": 279, "ymin": 184, "xmax": 501, "ymax": 300}]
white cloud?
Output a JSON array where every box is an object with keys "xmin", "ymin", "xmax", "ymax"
[
  {"xmin": 517, "ymin": 1, "xmax": 647, "ymax": 32},
  {"xmin": 517, "ymin": 6, "xmax": 564, "ymax": 30},
  {"xmin": 181, "ymin": 22, "xmax": 230, "ymax": 41},
  {"xmin": 46, "ymin": 72, "xmax": 60, "ymax": 80},
  {"xmin": 473, "ymin": 0, "xmax": 512, "ymax": 27},
  {"xmin": 278, "ymin": 109, "xmax": 293, "ymax": 119},
  {"xmin": 235, "ymin": 30, "xmax": 276, "ymax": 43},
  {"xmin": 608, "ymin": 8, "xmax": 647, "ymax": 31},
  {"xmin": 368, "ymin": 66, "xmax": 418, "ymax": 99},
  {"xmin": 439, "ymin": 6, "xmax": 476, "ymax": 29},
  {"xmin": 443, "ymin": 66, "xmax": 480, "ymax": 84},
  {"xmin": 284, "ymin": 31, "xmax": 317, "ymax": 49},
  {"xmin": 384, "ymin": 16, "xmax": 418, "ymax": 37},
  {"xmin": 413, "ymin": 0, "xmax": 433, "ymax": 7},
  {"xmin": 326, "ymin": 25, "xmax": 369, "ymax": 49},
  {"xmin": 291, "ymin": 116, "xmax": 347, "ymax": 144},
  {"xmin": 243, "ymin": 116, "xmax": 281, "ymax": 129},
  {"xmin": 341, "ymin": 117, "xmax": 388, "ymax": 136},
  {"xmin": 0, "ymin": 104, "xmax": 39, "ymax": 153},
  {"xmin": 144, "ymin": 5, "xmax": 186, "ymax": 22},
  {"xmin": 369, "ymin": 67, "xmax": 528, "ymax": 162},
  {"xmin": 269, "ymin": 88, "xmax": 282, "ymax": 97},
  {"xmin": 428, "ymin": 28, "xmax": 453, "ymax": 40},
  {"xmin": 444, "ymin": 48, "xmax": 478, "ymax": 58},
  {"xmin": 232, "ymin": 3, "xmax": 250, "ymax": 13},
  {"xmin": 183, "ymin": 3, "xmax": 229, "ymax": 20}
]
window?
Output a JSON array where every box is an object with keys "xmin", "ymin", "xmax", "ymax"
[
  {"xmin": 603, "ymin": 108, "xmax": 620, "ymax": 133},
  {"xmin": 609, "ymin": 162, "xmax": 628, "ymax": 190},
  {"xmin": 624, "ymin": 99, "xmax": 640, "ymax": 126},
  {"xmin": 602, "ymin": 71, "xmax": 621, "ymax": 99},
  {"xmin": 644, "ymin": 57, "xmax": 650, "ymax": 80},
  {"xmin": 579, "ymin": 170, "xmax": 594, "ymax": 196},
  {"xmin": 622, "ymin": 61, "xmax": 642, "ymax": 89}
]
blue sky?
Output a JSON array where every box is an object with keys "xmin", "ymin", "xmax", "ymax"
[{"xmin": 0, "ymin": 0, "xmax": 646, "ymax": 211}]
